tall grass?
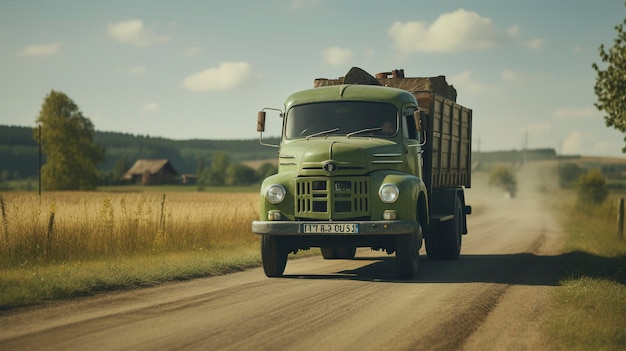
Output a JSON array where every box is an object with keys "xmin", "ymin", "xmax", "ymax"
[
  {"xmin": 0, "ymin": 192, "xmax": 260, "ymax": 268},
  {"xmin": 544, "ymin": 190, "xmax": 626, "ymax": 350}
]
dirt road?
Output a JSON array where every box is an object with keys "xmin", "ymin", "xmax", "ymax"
[{"xmin": 0, "ymin": 175, "xmax": 566, "ymax": 351}]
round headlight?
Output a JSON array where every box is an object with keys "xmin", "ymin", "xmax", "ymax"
[
  {"xmin": 266, "ymin": 184, "xmax": 286, "ymax": 204},
  {"xmin": 379, "ymin": 183, "xmax": 399, "ymax": 203}
]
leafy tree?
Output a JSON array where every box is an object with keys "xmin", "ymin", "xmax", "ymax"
[
  {"xmin": 112, "ymin": 157, "xmax": 130, "ymax": 181},
  {"xmin": 225, "ymin": 163, "xmax": 258, "ymax": 185},
  {"xmin": 489, "ymin": 165, "xmax": 517, "ymax": 197},
  {"xmin": 558, "ymin": 162, "xmax": 585, "ymax": 189},
  {"xmin": 198, "ymin": 152, "xmax": 231, "ymax": 186},
  {"xmin": 34, "ymin": 90, "xmax": 104, "ymax": 190},
  {"xmin": 592, "ymin": 2, "xmax": 626, "ymax": 152},
  {"xmin": 577, "ymin": 169, "xmax": 608, "ymax": 206}
]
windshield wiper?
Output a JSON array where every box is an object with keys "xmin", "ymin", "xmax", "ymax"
[
  {"xmin": 305, "ymin": 128, "xmax": 340, "ymax": 140},
  {"xmin": 346, "ymin": 127, "xmax": 382, "ymax": 137}
]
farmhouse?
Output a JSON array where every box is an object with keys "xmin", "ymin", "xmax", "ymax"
[{"xmin": 123, "ymin": 159, "xmax": 179, "ymax": 185}]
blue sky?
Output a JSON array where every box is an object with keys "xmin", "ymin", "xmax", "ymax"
[{"xmin": 1, "ymin": 0, "xmax": 625, "ymax": 157}]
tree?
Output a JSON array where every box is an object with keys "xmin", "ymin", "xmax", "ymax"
[
  {"xmin": 34, "ymin": 90, "xmax": 104, "ymax": 190},
  {"xmin": 198, "ymin": 152, "xmax": 231, "ymax": 186},
  {"xmin": 225, "ymin": 163, "xmax": 258, "ymax": 185},
  {"xmin": 577, "ymin": 169, "xmax": 608, "ymax": 206},
  {"xmin": 112, "ymin": 157, "xmax": 130, "ymax": 181},
  {"xmin": 592, "ymin": 2, "xmax": 626, "ymax": 152},
  {"xmin": 558, "ymin": 162, "xmax": 585, "ymax": 189},
  {"xmin": 488, "ymin": 165, "xmax": 517, "ymax": 197}
]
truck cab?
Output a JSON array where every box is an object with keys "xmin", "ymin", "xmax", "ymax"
[{"xmin": 252, "ymin": 68, "xmax": 471, "ymax": 279}]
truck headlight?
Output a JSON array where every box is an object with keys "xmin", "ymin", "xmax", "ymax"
[
  {"xmin": 379, "ymin": 184, "xmax": 399, "ymax": 203},
  {"xmin": 266, "ymin": 184, "xmax": 286, "ymax": 204}
]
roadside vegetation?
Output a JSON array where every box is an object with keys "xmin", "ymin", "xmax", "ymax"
[
  {"xmin": 543, "ymin": 166, "xmax": 626, "ymax": 350},
  {"xmin": 0, "ymin": 191, "xmax": 269, "ymax": 309},
  {"xmin": 488, "ymin": 165, "xmax": 517, "ymax": 197}
]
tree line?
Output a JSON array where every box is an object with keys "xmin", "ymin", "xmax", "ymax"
[{"xmin": 1, "ymin": 91, "xmax": 278, "ymax": 190}]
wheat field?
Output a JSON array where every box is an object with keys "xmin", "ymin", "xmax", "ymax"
[{"xmin": 0, "ymin": 192, "xmax": 260, "ymax": 268}]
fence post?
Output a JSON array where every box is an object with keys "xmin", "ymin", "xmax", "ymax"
[{"xmin": 618, "ymin": 198, "xmax": 624, "ymax": 240}]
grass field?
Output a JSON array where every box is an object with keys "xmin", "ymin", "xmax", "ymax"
[
  {"xmin": 0, "ymin": 191, "xmax": 266, "ymax": 308},
  {"xmin": 0, "ymin": 191, "xmax": 260, "ymax": 267},
  {"xmin": 543, "ymin": 189, "xmax": 626, "ymax": 350}
]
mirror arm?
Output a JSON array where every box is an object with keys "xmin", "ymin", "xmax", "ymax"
[{"xmin": 257, "ymin": 107, "xmax": 284, "ymax": 148}]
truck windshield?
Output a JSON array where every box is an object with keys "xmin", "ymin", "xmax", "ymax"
[{"xmin": 284, "ymin": 101, "xmax": 398, "ymax": 139}]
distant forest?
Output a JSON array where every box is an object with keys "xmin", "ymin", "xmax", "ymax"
[
  {"xmin": 4, "ymin": 124, "xmax": 625, "ymax": 183},
  {"xmin": 0, "ymin": 125, "xmax": 278, "ymax": 180}
]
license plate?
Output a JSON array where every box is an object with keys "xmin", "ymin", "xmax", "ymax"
[{"xmin": 300, "ymin": 223, "xmax": 359, "ymax": 234}]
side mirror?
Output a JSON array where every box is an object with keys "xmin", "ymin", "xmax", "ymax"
[
  {"xmin": 257, "ymin": 111, "xmax": 266, "ymax": 132},
  {"xmin": 414, "ymin": 111, "xmax": 423, "ymax": 132},
  {"xmin": 414, "ymin": 110, "xmax": 427, "ymax": 146}
]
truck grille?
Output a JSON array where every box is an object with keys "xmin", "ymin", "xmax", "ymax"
[{"xmin": 295, "ymin": 177, "xmax": 369, "ymax": 219}]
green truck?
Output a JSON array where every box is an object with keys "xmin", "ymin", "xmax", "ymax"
[{"xmin": 252, "ymin": 67, "xmax": 472, "ymax": 279}]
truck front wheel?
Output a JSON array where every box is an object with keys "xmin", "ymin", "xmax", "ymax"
[
  {"xmin": 261, "ymin": 235, "xmax": 288, "ymax": 277},
  {"xmin": 426, "ymin": 197, "xmax": 462, "ymax": 260},
  {"xmin": 395, "ymin": 223, "xmax": 422, "ymax": 279}
]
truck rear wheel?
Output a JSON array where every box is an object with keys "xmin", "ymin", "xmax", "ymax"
[
  {"xmin": 395, "ymin": 223, "xmax": 422, "ymax": 279},
  {"xmin": 426, "ymin": 197, "xmax": 462, "ymax": 260},
  {"xmin": 261, "ymin": 235, "xmax": 288, "ymax": 277},
  {"xmin": 320, "ymin": 247, "xmax": 357, "ymax": 259}
]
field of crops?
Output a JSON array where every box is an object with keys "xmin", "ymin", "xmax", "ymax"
[{"xmin": 0, "ymin": 191, "xmax": 260, "ymax": 268}]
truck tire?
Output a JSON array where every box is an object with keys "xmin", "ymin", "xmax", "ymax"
[
  {"xmin": 395, "ymin": 223, "xmax": 422, "ymax": 279},
  {"xmin": 320, "ymin": 247, "xmax": 357, "ymax": 259},
  {"xmin": 426, "ymin": 197, "xmax": 462, "ymax": 260},
  {"xmin": 261, "ymin": 235, "xmax": 288, "ymax": 277}
]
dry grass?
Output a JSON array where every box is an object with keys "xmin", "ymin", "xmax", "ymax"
[
  {"xmin": 0, "ymin": 192, "xmax": 260, "ymax": 268},
  {"xmin": 543, "ymin": 190, "xmax": 626, "ymax": 350}
]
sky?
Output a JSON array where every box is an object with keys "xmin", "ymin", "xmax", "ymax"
[{"xmin": 1, "ymin": 0, "xmax": 625, "ymax": 157}]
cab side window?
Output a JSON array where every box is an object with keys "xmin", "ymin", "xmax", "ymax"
[{"xmin": 403, "ymin": 110, "xmax": 417, "ymax": 140}]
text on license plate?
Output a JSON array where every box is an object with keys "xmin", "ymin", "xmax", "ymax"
[{"xmin": 301, "ymin": 223, "xmax": 359, "ymax": 234}]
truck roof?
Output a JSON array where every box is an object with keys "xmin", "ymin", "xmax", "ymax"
[{"xmin": 284, "ymin": 84, "xmax": 417, "ymax": 111}]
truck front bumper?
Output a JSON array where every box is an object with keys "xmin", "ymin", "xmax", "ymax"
[{"xmin": 251, "ymin": 220, "xmax": 418, "ymax": 236}]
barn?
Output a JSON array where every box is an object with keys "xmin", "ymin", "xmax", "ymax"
[{"xmin": 123, "ymin": 159, "xmax": 179, "ymax": 185}]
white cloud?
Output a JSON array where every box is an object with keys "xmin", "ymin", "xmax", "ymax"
[
  {"xmin": 525, "ymin": 38, "xmax": 544, "ymax": 50},
  {"xmin": 321, "ymin": 47, "xmax": 354, "ymax": 66},
  {"xmin": 388, "ymin": 9, "xmax": 508, "ymax": 53},
  {"xmin": 107, "ymin": 20, "xmax": 170, "ymax": 47},
  {"xmin": 141, "ymin": 102, "xmax": 159, "ymax": 112},
  {"xmin": 18, "ymin": 42, "xmax": 61, "ymax": 57},
  {"xmin": 507, "ymin": 25, "xmax": 520, "ymax": 37},
  {"xmin": 562, "ymin": 131, "xmax": 583, "ymax": 154},
  {"xmin": 182, "ymin": 61, "xmax": 252, "ymax": 92},
  {"xmin": 449, "ymin": 70, "xmax": 490, "ymax": 94},
  {"xmin": 552, "ymin": 107, "xmax": 595, "ymax": 120},
  {"xmin": 129, "ymin": 65, "xmax": 147, "ymax": 75},
  {"xmin": 501, "ymin": 69, "xmax": 520, "ymax": 82}
]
